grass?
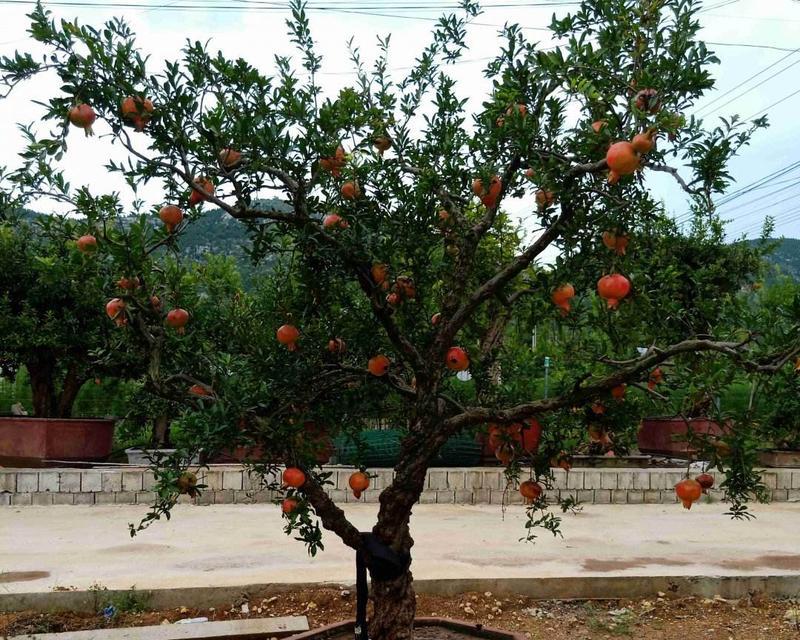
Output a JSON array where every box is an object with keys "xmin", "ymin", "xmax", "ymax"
[{"xmin": 584, "ymin": 603, "xmax": 636, "ymax": 637}]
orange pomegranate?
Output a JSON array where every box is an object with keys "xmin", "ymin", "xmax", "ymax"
[
  {"xmin": 219, "ymin": 147, "xmax": 242, "ymax": 168},
  {"xmin": 473, "ymin": 176, "xmax": 502, "ymax": 209},
  {"xmin": 445, "ymin": 347, "xmax": 469, "ymax": 371},
  {"xmin": 535, "ymin": 189, "xmax": 555, "ymax": 209},
  {"xmin": 386, "ymin": 292, "xmax": 401, "ymax": 307},
  {"xmin": 281, "ymin": 498, "xmax": 299, "ymax": 514},
  {"xmin": 519, "ymin": 480, "xmax": 543, "ymax": 502},
  {"xmin": 696, "ymin": 473, "xmax": 714, "ymax": 493},
  {"xmin": 601, "ymin": 230, "xmax": 628, "ymax": 255},
  {"xmin": 117, "ymin": 276, "xmax": 140, "ymax": 291},
  {"xmin": 159, "ymin": 205, "xmax": 184, "ymax": 232},
  {"xmin": 188, "ymin": 178, "xmax": 214, "ymax": 207},
  {"xmin": 597, "ymin": 273, "xmax": 631, "ymax": 309},
  {"xmin": 76, "ymin": 234, "xmax": 97, "ymax": 253},
  {"xmin": 105, "ymin": 298, "xmax": 126, "ymax": 327},
  {"xmin": 591, "ymin": 119, "xmax": 606, "ymax": 133},
  {"xmin": 635, "ymin": 88, "xmax": 660, "ymax": 114},
  {"xmin": 606, "ymin": 141, "xmax": 640, "ymax": 175},
  {"xmin": 551, "ymin": 283, "xmax": 575, "ymax": 316},
  {"xmin": 320, "ymin": 145, "xmax": 346, "ymax": 177},
  {"xmin": 611, "ymin": 384, "xmax": 627, "ymax": 400},
  {"xmin": 121, "ymin": 96, "xmax": 154, "ymax": 131},
  {"xmin": 349, "ymin": 471, "xmax": 370, "ymax": 499},
  {"xmin": 524, "ymin": 167, "xmax": 535, "ymax": 180},
  {"xmin": 675, "ymin": 478, "xmax": 702, "ymax": 509},
  {"xmin": 276, "ymin": 324, "xmax": 300, "ymax": 351},
  {"xmin": 371, "ymin": 263, "xmax": 389, "ymax": 288},
  {"xmin": 341, "ymin": 181, "xmax": 361, "ymax": 200},
  {"xmin": 631, "ymin": 129, "xmax": 656, "ymax": 154},
  {"xmin": 368, "ymin": 355, "xmax": 390, "ymax": 377},
  {"xmin": 591, "ymin": 402, "xmax": 606, "ymax": 415},
  {"xmin": 282, "ymin": 467, "xmax": 306, "ymax": 489},
  {"xmin": 166, "ymin": 308, "xmax": 190, "ymax": 334},
  {"xmin": 648, "ymin": 367, "xmax": 663, "ymax": 390},
  {"xmin": 68, "ymin": 103, "xmax": 96, "ymax": 136},
  {"xmin": 487, "ymin": 419, "xmax": 542, "ymax": 455},
  {"xmin": 395, "ymin": 276, "xmax": 416, "ymax": 300}
]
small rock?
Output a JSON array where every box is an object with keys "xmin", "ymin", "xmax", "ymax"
[
  {"xmin": 484, "ymin": 591, "xmax": 492, "ymax": 597},
  {"xmin": 340, "ymin": 590, "xmax": 351, "ymax": 598},
  {"xmin": 241, "ymin": 603, "xmax": 249, "ymax": 614},
  {"xmin": 609, "ymin": 608, "xmax": 629, "ymax": 617},
  {"xmin": 180, "ymin": 607, "xmax": 189, "ymax": 614},
  {"xmin": 464, "ymin": 606, "xmax": 475, "ymax": 616},
  {"xmin": 256, "ymin": 607, "xmax": 263, "ymax": 614},
  {"xmin": 471, "ymin": 595, "xmax": 478, "ymax": 601},
  {"xmin": 306, "ymin": 602, "xmax": 318, "ymax": 610},
  {"xmin": 161, "ymin": 619, "xmax": 171, "ymax": 625},
  {"xmin": 267, "ymin": 596, "xmax": 278, "ymax": 604},
  {"xmin": 784, "ymin": 608, "xmax": 800, "ymax": 624}
]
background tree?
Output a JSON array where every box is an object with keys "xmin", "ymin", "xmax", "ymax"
[{"xmin": 2, "ymin": 0, "xmax": 799, "ymax": 637}]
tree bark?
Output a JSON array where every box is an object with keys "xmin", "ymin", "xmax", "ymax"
[
  {"xmin": 369, "ymin": 566, "xmax": 416, "ymax": 640},
  {"xmin": 27, "ymin": 361, "xmax": 56, "ymax": 418},
  {"xmin": 56, "ymin": 364, "xmax": 85, "ymax": 419}
]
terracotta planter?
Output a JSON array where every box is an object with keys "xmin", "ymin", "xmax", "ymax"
[
  {"xmin": 287, "ymin": 618, "xmax": 526, "ymax": 639},
  {"xmin": 637, "ymin": 417, "xmax": 726, "ymax": 458},
  {"xmin": 757, "ymin": 449, "xmax": 800, "ymax": 468},
  {"xmin": 0, "ymin": 416, "xmax": 115, "ymax": 467}
]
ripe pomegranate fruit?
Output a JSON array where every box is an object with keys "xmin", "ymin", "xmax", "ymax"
[
  {"xmin": 371, "ymin": 263, "xmax": 389, "ymax": 288},
  {"xmin": 611, "ymin": 384, "xmax": 627, "ymax": 400},
  {"xmin": 176, "ymin": 472, "xmax": 198, "ymax": 496},
  {"xmin": 386, "ymin": 292, "xmax": 401, "ymax": 306},
  {"xmin": 601, "ymin": 230, "xmax": 628, "ymax": 255},
  {"xmin": 487, "ymin": 419, "xmax": 542, "ymax": 454},
  {"xmin": 495, "ymin": 445, "xmax": 513, "ymax": 466},
  {"xmin": 635, "ymin": 88, "xmax": 660, "ymax": 114},
  {"xmin": 446, "ymin": 346, "xmax": 470, "ymax": 371},
  {"xmin": 535, "ymin": 189, "xmax": 555, "ymax": 209},
  {"xmin": 281, "ymin": 498, "xmax": 299, "ymax": 514},
  {"xmin": 219, "ymin": 147, "xmax": 242, "ymax": 169},
  {"xmin": 431, "ymin": 312, "xmax": 441, "ymax": 326},
  {"xmin": 675, "ymin": 478, "xmax": 702, "ymax": 509},
  {"xmin": 591, "ymin": 120, "xmax": 607, "ymax": 133},
  {"xmin": 159, "ymin": 205, "xmax": 184, "ymax": 233},
  {"xmin": 551, "ymin": 283, "xmax": 575, "ymax": 316},
  {"xmin": 283, "ymin": 467, "xmax": 306, "ymax": 489},
  {"xmin": 606, "ymin": 141, "xmax": 640, "ymax": 175},
  {"xmin": 105, "ymin": 298, "xmax": 127, "ymax": 327},
  {"xmin": 607, "ymin": 170, "xmax": 621, "ymax": 185},
  {"xmin": 373, "ymin": 135, "xmax": 391, "ymax": 155},
  {"xmin": 395, "ymin": 276, "xmax": 416, "ymax": 299},
  {"xmin": 631, "ymin": 129, "xmax": 656, "ymax": 154},
  {"xmin": 323, "ymin": 212, "xmax": 348, "ymax": 230},
  {"xmin": 696, "ymin": 473, "xmax": 714, "ymax": 493},
  {"xmin": 166, "ymin": 308, "xmax": 190, "ymax": 334},
  {"xmin": 341, "ymin": 181, "xmax": 361, "ymax": 200},
  {"xmin": 188, "ymin": 384, "xmax": 212, "ymax": 397},
  {"xmin": 320, "ymin": 145, "xmax": 346, "ymax": 177},
  {"xmin": 121, "ymin": 96, "xmax": 154, "ymax": 131},
  {"xmin": 76, "ymin": 234, "xmax": 97, "ymax": 253},
  {"xmin": 117, "ymin": 276, "xmax": 140, "ymax": 291},
  {"xmin": 188, "ymin": 178, "xmax": 214, "ymax": 207},
  {"xmin": 473, "ymin": 176, "xmax": 502, "ymax": 209},
  {"xmin": 519, "ymin": 480, "xmax": 543, "ymax": 502},
  {"xmin": 68, "ymin": 103, "xmax": 96, "ymax": 136},
  {"xmin": 648, "ymin": 367, "xmax": 663, "ymax": 390},
  {"xmin": 524, "ymin": 167, "xmax": 535, "ymax": 180},
  {"xmin": 276, "ymin": 324, "xmax": 300, "ymax": 351},
  {"xmin": 368, "ymin": 355, "xmax": 390, "ymax": 376},
  {"xmin": 591, "ymin": 402, "xmax": 606, "ymax": 415},
  {"xmin": 597, "ymin": 273, "xmax": 631, "ymax": 309},
  {"xmin": 349, "ymin": 471, "xmax": 370, "ymax": 499},
  {"xmin": 327, "ymin": 337, "xmax": 346, "ymax": 355}
]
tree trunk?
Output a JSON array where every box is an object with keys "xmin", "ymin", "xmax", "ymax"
[
  {"xmin": 56, "ymin": 365, "xmax": 85, "ymax": 419},
  {"xmin": 27, "ymin": 362, "xmax": 56, "ymax": 418},
  {"xmin": 369, "ymin": 566, "xmax": 417, "ymax": 640},
  {"xmin": 153, "ymin": 414, "xmax": 172, "ymax": 447}
]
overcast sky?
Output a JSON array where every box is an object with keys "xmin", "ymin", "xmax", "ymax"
[{"xmin": 1, "ymin": 0, "xmax": 799, "ymax": 248}]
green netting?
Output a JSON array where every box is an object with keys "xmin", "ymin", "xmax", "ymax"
[{"xmin": 334, "ymin": 428, "xmax": 481, "ymax": 467}]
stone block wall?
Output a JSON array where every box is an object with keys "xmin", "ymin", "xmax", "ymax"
[{"xmin": 1, "ymin": 465, "xmax": 798, "ymax": 506}]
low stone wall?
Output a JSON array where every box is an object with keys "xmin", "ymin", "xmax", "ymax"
[{"xmin": 1, "ymin": 465, "xmax": 799, "ymax": 507}]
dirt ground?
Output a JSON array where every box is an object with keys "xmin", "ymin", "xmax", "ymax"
[{"xmin": 2, "ymin": 587, "xmax": 800, "ymax": 639}]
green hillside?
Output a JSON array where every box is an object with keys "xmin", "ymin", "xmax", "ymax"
[{"xmin": 756, "ymin": 238, "xmax": 800, "ymax": 280}]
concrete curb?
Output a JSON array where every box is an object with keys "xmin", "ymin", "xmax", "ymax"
[{"xmin": 2, "ymin": 575, "xmax": 800, "ymax": 614}]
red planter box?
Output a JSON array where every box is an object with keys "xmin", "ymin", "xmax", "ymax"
[
  {"xmin": 0, "ymin": 416, "xmax": 115, "ymax": 467},
  {"xmin": 638, "ymin": 417, "xmax": 726, "ymax": 458}
]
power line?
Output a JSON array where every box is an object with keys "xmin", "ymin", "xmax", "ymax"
[
  {"xmin": 705, "ymin": 41, "xmax": 800, "ymax": 53},
  {"xmin": 743, "ymin": 86, "xmax": 800, "ymax": 121}
]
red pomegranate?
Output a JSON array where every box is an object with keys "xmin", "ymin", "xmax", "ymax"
[
  {"xmin": 320, "ymin": 145, "xmax": 346, "ymax": 177},
  {"xmin": 166, "ymin": 308, "xmax": 190, "ymax": 334},
  {"xmin": 631, "ymin": 129, "xmax": 656, "ymax": 154},
  {"xmin": 606, "ymin": 141, "xmax": 640, "ymax": 175},
  {"xmin": 76, "ymin": 234, "xmax": 97, "ymax": 253},
  {"xmin": 105, "ymin": 298, "xmax": 126, "ymax": 326},
  {"xmin": 276, "ymin": 324, "xmax": 300, "ymax": 351},
  {"xmin": 696, "ymin": 473, "xmax": 714, "ymax": 493},
  {"xmin": 68, "ymin": 103, "xmax": 96, "ymax": 136},
  {"xmin": 386, "ymin": 292, "xmax": 401, "ymax": 307},
  {"xmin": 597, "ymin": 273, "xmax": 631, "ymax": 309},
  {"xmin": 591, "ymin": 119, "xmax": 606, "ymax": 133},
  {"xmin": 121, "ymin": 96, "xmax": 154, "ymax": 131},
  {"xmin": 519, "ymin": 480, "xmax": 543, "ymax": 502},
  {"xmin": 601, "ymin": 230, "xmax": 629, "ymax": 256},
  {"xmin": 117, "ymin": 276, "xmax": 140, "ymax": 291},
  {"xmin": 281, "ymin": 498, "xmax": 299, "ymax": 514},
  {"xmin": 535, "ymin": 189, "xmax": 555, "ymax": 209},
  {"xmin": 327, "ymin": 337, "xmax": 346, "ymax": 355},
  {"xmin": 473, "ymin": 176, "xmax": 502, "ymax": 209},
  {"xmin": 552, "ymin": 283, "xmax": 575, "ymax": 316},
  {"xmin": 159, "ymin": 205, "xmax": 184, "ymax": 232},
  {"xmin": 371, "ymin": 263, "xmax": 389, "ymax": 288},
  {"xmin": 487, "ymin": 419, "xmax": 542, "ymax": 455},
  {"xmin": 188, "ymin": 384, "xmax": 212, "ymax": 397},
  {"xmin": 524, "ymin": 167, "xmax": 535, "ymax": 180},
  {"xmin": 675, "ymin": 478, "xmax": 702, "ymax": 509},
  {"xmin": 648, "ymin": 367, "xmax": 663, "ymax": 390},
  {"xmin": 368, "ymin": 355, "xmax": 390, "ymax": 377},
  {"xmin": 341, "ymin": 181, "xmax": 361, "ymax": 200},
  {"xmin": 219, "ymin": 147, "xmax": 242, "ymax": 169},
  {"xmin": 282, "ymin": 467, "xmax": 306, "ymax": 489},
  {"xmin": 445, "ymin": 347, "xmax": 469, "ymax": 371},
  {"xmin": 635, "ymin": 88, "xmax": 660, "ymax": 114},
  {"xmin": 611, "ymin": 384, "xmax": 627, "ymax": 400},
  {"xmin": 349, "ymin": 471, "xmax": 370, "ymax": 499},
  {"xmin": 323, "ymin": 213, "xmax": 348, "ymax": 230},
  {"xmin": 188, "ymin": 178, "xmax": 214, "ymax": 207},
  {"xmin": 395, "ymin": 276, "xmax": 416, "ymax": 300}
]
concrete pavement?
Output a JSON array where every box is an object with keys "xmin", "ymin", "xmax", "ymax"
[{"xmin": 1, "ymin": 502, "xmax": 800, "ymax": 594}]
